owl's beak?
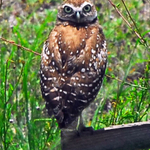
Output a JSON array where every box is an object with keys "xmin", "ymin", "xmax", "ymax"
[{"xmin": 76, "ymin": 11, "xmax": 81, "ymax": 22}]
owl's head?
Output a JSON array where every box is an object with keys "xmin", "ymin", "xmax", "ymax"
[{"xmin": 57, "ymin": 0, "xmax": 97, "ymax": 24}]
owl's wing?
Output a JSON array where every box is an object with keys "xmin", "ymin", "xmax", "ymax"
[{"xmin": 40, "ymin": 30, "xmax": 66, "ymax": 123}]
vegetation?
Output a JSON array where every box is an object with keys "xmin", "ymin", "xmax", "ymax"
[{"xmin": 0, "ymin": 0, "xmax": 149, "ymax": 149}]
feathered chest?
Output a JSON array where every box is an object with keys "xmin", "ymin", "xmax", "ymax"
[{"xmin": 44, "ymin": 24, "xmax": 106, "ymax": 74}]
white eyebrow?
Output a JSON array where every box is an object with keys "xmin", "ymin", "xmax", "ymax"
[
  {"xmin": 80, "ymin": 1, "xmax": 93, "ymax": 8},
  {"xmin": 62, "ymin": 1, "xmax": 93, "ymax": 11}
]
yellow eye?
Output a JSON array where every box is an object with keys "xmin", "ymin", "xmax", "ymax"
[
  {"xmin": 64, "ymin": 6, "xmax": 73, "ymax": 14},
  {"xmin": 83, "ymin": 5, "xmax": 91, "ymax": 13}
]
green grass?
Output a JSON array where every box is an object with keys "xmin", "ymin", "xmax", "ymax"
[{"xmin": 0, "ymin": 0, "xmax": 150, "ymax": 149}]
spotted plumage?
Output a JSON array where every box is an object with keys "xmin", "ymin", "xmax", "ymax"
[{"xmin": 40, "ymin": 0, "xmax": 107, "ymax": 129}]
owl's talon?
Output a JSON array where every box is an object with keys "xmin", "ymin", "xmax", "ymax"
[
  {"xmin": 76, "ymin": 130, "xmax": 81, "ymax": 137},
  {"xmin": 81, "ymin": 126, "xmax": 94, "ymax": 134}
]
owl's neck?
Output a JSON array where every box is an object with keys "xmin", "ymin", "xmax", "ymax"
[{"xmin": 56, "ymin": 17, "xmax": 98, "ymax": 28}]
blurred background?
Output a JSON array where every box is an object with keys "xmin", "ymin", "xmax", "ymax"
[{"xmin": 0, "ymin": 0, "xmax": 150, "ymax": 149}]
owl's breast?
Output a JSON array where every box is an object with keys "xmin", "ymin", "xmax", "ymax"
[
  {"xmin": 56, "ymin": 25, "xmax": 88, "ymax": 51},
  {"xmin": 48, "ymin": 23, "xmax": 106, "ymax": 77},
  {"xmin": 52, "ymin": 24, "xmax": 98, "ymax": 62}
]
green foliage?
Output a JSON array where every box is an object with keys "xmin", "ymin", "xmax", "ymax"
[
  {"xmin": 0, "ymin": 0, "xmax": 149, "ymax": 149},
  {"xmin": 92, "ymin": 0, "xmax": 150, "ymax": 130}
]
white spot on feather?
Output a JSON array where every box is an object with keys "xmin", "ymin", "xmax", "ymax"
[
  {"xmin": 52, "ymin": 53, "xmax": 54, "ymax": 57},
  {"xmin": 81, "ymin": 68, "xmax": 85, "ymax": 72},
  {"xmin": 91, "ymin": 49, "xmax": 96, "ymax": 54}
]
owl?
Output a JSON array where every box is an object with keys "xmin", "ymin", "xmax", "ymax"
[{"xmin": 40, "ymin": 0, "xmax": 107, "ymax": 130}]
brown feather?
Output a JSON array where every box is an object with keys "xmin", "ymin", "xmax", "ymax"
[{"xmin": 40, "ymin": 0, "xmax": 107, "ymax": 129}]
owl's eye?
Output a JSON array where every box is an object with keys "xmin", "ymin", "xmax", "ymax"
[
  {"xmin": 64, "ymin": 6, "xmax": 73, "ymax": 14},
  {"xmin": 83, "ymin": 5, "xmax": 91, "ymax": 13}
]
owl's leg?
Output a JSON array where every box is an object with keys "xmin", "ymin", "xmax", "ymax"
[
  {"xmin": 61, "ymin": 116, "xmax": 79, "ymax": 132},
  {"xmin": 76, "ymin": 114, "xmax": 94, "ymax": 135},
  {"xmin": 76, "ymin": 114, "xmax": 84, "ymax": 131}
]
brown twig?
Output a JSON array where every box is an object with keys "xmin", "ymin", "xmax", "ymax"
[
  {"xmin": 121, "ymin": 0, "xmax": 138, "ymax": 30},
  {"xmin": 0, "ymin": 0, "xmax": 2, "ymax": 8},
  {"xmin": 106, "ymin": 74, "xmax": 148, "ymax": 90},
  {"xmin": 0, "ymin": 37, "xmax": 41, "ymax": 56},
  {"xmin": 108, "ymin": 0, "xmax": 146, "ymax": 44}
]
